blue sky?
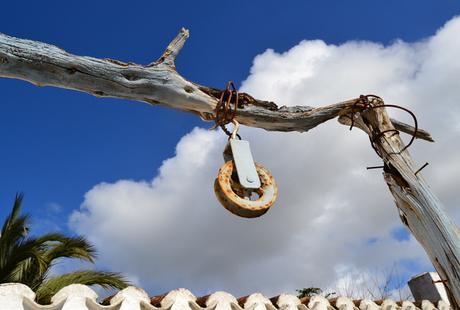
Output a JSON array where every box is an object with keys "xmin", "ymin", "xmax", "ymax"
[
  {"xmin": 1, "ymin": 0, "xmax": 458, "ymax": 229},
  {"xmin": 1, "ymin": 0, "xmax": 460, "ymax": 298}
]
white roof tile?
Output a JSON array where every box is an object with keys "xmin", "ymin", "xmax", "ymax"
[{"xmin": 0, "ymin": 284, "xmax": 451, "ymax": 310}]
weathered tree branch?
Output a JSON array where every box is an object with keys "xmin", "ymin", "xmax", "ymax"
[
  {"xmin": 2, "ymin": 29, "xmax": 458, "ymax": 306},
  {"xmin": 148, "ymin": 27, "xmax": 189, "ymax": 67},
  {"xmin": 0, "ymin": 30, "xmax": 432, "ymax": 141}
]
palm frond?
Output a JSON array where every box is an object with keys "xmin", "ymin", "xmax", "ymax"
[
  {"xmin": 43, "ymin": 235, "xmax": 97, "ymax": 264},
  {"xmin": 36, "ymin": 271, "xmax": 129, "ymax": 304},
  {"xmin": 0, "ymin": 194, "xmax": 30, "ymax": 272},
  {"xmin": 0, "ymin": 237, "xmax": 48, "ymax": 283},
  {"xmin": 1, "ymin": 193, "xmax": 24, "ymax": 236},
  {"xmin": 16, "ymin": 235, "xmax": 98, "ymax": 289},
  {"xmin": 1, "ymin": 195, "xmax": 129, "ymax": 304},
  {"xmin": 0, "ymin": 214, "xmax": 30, "ymax": 252},
  {"xmin": 6, "ymin": 233, "xmax": 69, "ymax": 288}
]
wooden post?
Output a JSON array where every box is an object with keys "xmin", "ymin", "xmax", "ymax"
[{"xmin": 339, "ymin": 98, "xmax": 460, "ymax": 307}]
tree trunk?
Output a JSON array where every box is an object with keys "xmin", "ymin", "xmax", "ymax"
[{"xmin": 1, "ymin": 29, "xmax": 459, "ymax": 307}]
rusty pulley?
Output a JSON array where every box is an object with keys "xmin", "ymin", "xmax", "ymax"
[{"xmin": 214, "ymin": 120, "xmax": 278, "ymax": 218}]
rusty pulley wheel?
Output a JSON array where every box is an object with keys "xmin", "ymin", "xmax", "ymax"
[{"xmin": 214, "ymin": 160, "xmax": 278, "ymax": 218}]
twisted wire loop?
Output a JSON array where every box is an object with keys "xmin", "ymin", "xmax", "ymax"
[
  {"xmin": 349, "ymin": 94, "xmax": 419, "ymax": 156},
  {"xmin": 212, "ymin": 81, "xmax": 241, "ymax": 139}
]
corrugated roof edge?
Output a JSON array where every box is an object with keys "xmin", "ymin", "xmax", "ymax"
[{"xmin": 0, "ymin": 283, "xmax": 451, "ymax": 310}]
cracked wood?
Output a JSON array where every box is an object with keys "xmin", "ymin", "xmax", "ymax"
[{"xmin": 0, "ymin": 29, "xmax": 431, "ymax": 140}]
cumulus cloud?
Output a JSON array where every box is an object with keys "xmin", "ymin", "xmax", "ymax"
[{"xmin": 70, "ymin": 17, "xmax": 460, "ymax": 297}]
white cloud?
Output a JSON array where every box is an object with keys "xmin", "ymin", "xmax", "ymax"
[{"xmin": 70, "ymin": 17, "xmax": 460, "ymax": 297}]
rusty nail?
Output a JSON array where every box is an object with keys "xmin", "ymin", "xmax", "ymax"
[
  {"xmin": 367, "ymin": 165, "xmax": 385, "ymax": 170},
  {"xmin": 415, "ymin": 162, "xmax": 429, "ymax": 175}
]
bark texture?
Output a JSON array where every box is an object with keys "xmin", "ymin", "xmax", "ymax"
[
  {"xmin": 1, "ymin": 29, "xmax": 459, "ymax": 306},
  {"xmin": 339, "ymin": 101, "xmax": 460, "ymax": 308},
  {"xmin": 0, "ymin": 29, "xmax": 431, "ymax": 139}
]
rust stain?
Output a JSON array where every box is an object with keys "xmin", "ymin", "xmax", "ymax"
[
  {"xmin": 214, "ymin": 160, "xmax": 278, "ymax": 218},
  {"xmin": 104, "ymin": 58, "xmax": 131, "ymax": 66}
]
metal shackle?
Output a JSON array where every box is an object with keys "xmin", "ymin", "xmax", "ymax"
[{"xmin": 214, "ymin": 160, "xmax": 278, "ymax": 218}]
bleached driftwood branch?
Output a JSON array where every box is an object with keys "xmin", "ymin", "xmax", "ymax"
[
  {"xmin": 2, "ymin": 29, "xmax": 459, "ymax": 307},
  {"xmin": 0, "ymin": 29, "xmax": 431, "ymax": 140}
]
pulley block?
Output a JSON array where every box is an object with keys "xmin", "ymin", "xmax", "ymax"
[{"xmin": 214, "ymin": 160, "xmax": 278, "ymax": 218}]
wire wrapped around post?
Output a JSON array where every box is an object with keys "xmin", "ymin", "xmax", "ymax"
[
  {"xmin": 348, "ymin": 95, "xmax": 419, "ymax": 156},
  {"xmin": 212, "ymin": 81, "xmax": 241, "ymax": 139}
]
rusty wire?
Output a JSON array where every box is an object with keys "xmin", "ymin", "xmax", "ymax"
[
  {"xmin": 368, "ymin": 103, "xmax": 418, "ymax": 155},
  {"xmin": 349, "ymin": 95, "xmax": 419, "ymax": 156},
  {"xmin": 213, "ymin": 81, "xmax": 240, "ymax": 138}
]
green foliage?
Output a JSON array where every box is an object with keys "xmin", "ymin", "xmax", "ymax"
[
  {"xmin": 296, "ymin": 287, "xmax": 336, "ymax": 299},
  {"xmin": 0, "ymin": 194, "xmax": 129, "ymax": 304},
  {"xmin": 36, "ymin": 271, "xmax": 128, "ymax": 304},
  {"xmin": 296, "ymin": 287, "xmax": 322, "ymax": 298}
]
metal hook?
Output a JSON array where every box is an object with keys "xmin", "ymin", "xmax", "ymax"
[{"xmin": 230, "ymin": 119, "xmax": 240, "ymax": 140}]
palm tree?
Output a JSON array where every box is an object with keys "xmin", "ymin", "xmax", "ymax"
[{"xmin": 0, "ymin": 194, "xmax": 129, "ymax": 304}]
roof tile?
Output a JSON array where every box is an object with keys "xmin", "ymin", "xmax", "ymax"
[{"xmin": 0, "ymin": 284, "xmax": 452, "ymax": 310}]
